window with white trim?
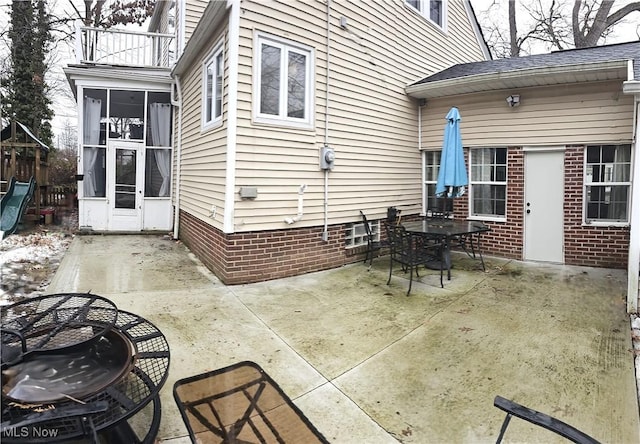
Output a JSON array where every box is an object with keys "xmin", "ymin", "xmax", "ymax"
[
  {"xmin": 584, "ymin": 144, "xmax": 631, "ymax": 224},
  {"xmin": 202, "ymin": 43, "xmax": 223, "ymax": 129},
  {"xmin": 470, "ymin": 148, "xmax": 507, "ymax": 218},
  {"xmin": 254, "ymin": 33, "xmax": 313, "ymax": 127},
  {"xmin": 406, "ymin": 0, "xmax": 445, "ymax": 28}
]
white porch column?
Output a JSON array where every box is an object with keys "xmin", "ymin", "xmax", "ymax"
[{"xmin": 627, "ymin": 97, "xmax": 640, "ymax": 313}]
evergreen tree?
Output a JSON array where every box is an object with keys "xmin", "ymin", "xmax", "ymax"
[{"xmin": 1, "ymin": 0, "xmax": 53, "ymax": 147}]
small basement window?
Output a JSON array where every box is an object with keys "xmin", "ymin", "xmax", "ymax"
[{"xmin": 345, "ymin": 220, "xmax": 380, "ymax": 248}]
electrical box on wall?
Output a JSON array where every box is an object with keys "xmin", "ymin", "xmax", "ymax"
[
  {"xmin": 239, "ymin": 187, "xmax": 258, "ymax": 199},
  {"xmin": 320, "ymin": 146, "xmax": 335, "ymax": 170}
]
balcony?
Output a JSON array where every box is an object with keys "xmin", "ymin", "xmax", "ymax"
[{"xmin": 75, "ymin": 23, "xmax": 175, "ymax": 69}]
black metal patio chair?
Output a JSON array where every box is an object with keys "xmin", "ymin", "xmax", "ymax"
[
  {"xmin": 386, "ymin": 224, "xmax": 444, "ymax": 296},
  {"xmin": 360, "ymin": 211, "xmax": 383, "ymax": 267},
  {"xmin": 494, "ymin": 396, "xmax": 600, "ymax": 444}
]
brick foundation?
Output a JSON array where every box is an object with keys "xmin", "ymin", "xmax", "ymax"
[{"xmin": 178, "ymin": 210, "xmax": 367, "ymax": 285}]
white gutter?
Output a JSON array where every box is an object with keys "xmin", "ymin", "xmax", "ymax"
[
  {"xmin": 172, "ymin": 75, "xmax": 183, "ymax": 240},
  {"xmin": 224, "ymin": 0, "xmax": 240, "ymax": 234},
  {"xmin": 627, "ymin": 96, "xmax": 640, "ymax": 313},
  {"xmin": 322, "ymin": 0, "xmax": 332, "ymax": 242}
]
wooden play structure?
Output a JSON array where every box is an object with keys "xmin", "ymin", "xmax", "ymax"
[{"xmin": 1, "ymin": 120, "xmax": 50, "ymax": 221}]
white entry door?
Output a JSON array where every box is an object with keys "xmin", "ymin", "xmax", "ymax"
[
  {"xmin": 524, "ymin": 150, "xmax": 565, "ymax": 263},
  {"xmin": 107, "ymin": 141, "xmax": 144, "ymax": 231}
]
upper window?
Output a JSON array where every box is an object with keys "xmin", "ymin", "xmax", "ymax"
[
  {"xmin": 584, "ymin": 144, "xmax": 631, "ymax": 224},
  {"xmin": 254, "ymin": 33, "xmax": 314, "ymax": 128},
  {"xmin": 202, "ymin": 43, "xmax": 224, "ymax": 129},
  {"xmin": 406, "ymin": 0, "xmax": 445, "ymax": 28},
  {"xmin": 470, "ymin": 148, "xmax": 507, "ymax": 219}
]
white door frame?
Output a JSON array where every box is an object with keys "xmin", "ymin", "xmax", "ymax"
[
  {"xmin": 523, "ymin": 147, "xmax": 565, "ymax": 263},
  {"xmin": 107, "ymin": 140, "xmax": 144, "ymax": 231}
]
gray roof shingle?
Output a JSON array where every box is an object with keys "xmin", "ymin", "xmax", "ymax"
[{"xmin": 412, "ymin": 41, "xmax": 640, "ymax": 86}]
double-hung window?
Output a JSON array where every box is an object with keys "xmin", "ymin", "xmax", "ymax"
[
  {"xmin": 202, "ymin": 42, "xmax": 224, "ymax": 130},
  {"xmin": 406, "ymin": 0, "xmax": 445, "ymax": 28},
  {"xmin": 584, "ymin": 144, "xmax": 631, "ymax": 224},
  {"xmin": 254, "ymin": 33, "xmax": 314, "ymax": 128},
  {"xmin": 470, "ymin": 148, "xmax": 507, "ymax": 219}
]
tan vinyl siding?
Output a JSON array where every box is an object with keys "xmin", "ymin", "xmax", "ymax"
[
  {"xmin": 231, "ymin": 0, "xmax": 485, "ymax": 231},
  {"xmin": 184, "ymin": 0, "xmax": 209, "ymax": 44},
  {"xmin": 177, "ymin": 24, "xmax": 229, "ymax": 230},
  {"xmin": 420, "ymin": 81, "xmax": 634, "ymax": 148}
]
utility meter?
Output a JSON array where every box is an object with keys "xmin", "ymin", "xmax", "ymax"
[{"xmin": 320, "ymin": 146, "xmax": 335, "ymax": 170}]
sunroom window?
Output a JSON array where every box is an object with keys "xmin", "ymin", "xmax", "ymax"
[
  {"xmin": 470, "ymin": 148, "xmax": 507, "ymax": 219},
  {"xmin": 584, "ymin": 144, "xmax": 631, "ymax": 224},
  {"xmin": 254, "ymin": 33, "xmax": 313, "ymax": 128}
]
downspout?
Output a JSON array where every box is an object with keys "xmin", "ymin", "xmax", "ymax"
[
  {"xmin": 322, "ymin": 0, "xmax": 332, "ymax": 242},
  {"xmin": 172, "ymin": 75, "xmax": 183, "ymax": 240},
  {"xmin": 627, "ymin": 96, "xmax": 640, "ymax": 313},
  {"xmin": 419, "ymin": 101, "xmax": 426, "ymax": 216},
  {"xmin": 224, "ymin": 0, "xmax": 240, "ymax": 234}
]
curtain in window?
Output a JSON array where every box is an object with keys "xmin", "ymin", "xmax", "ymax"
[
  {"xmin": 149, "ymin": 103, "xmax": 171, "ymax": 197},
  {"xmin": 83, "ymin": 97, "xmax": 102, "ymax": 196},
  {"xmin": 149, "ymin": 103, "xmax": 171, "ymax": 146},
  {"xmin": 153, "ymin": 149, "xmax": 171, "ymax": 197}
]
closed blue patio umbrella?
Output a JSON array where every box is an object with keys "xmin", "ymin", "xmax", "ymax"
[{"xmin": 435, "ymin": 107, "xmax": 467, "ymax": 199}]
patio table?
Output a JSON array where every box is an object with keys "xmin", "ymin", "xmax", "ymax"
[{"xmin": 401, "ymin": 219, "xmax": 490, "ymax": 279}]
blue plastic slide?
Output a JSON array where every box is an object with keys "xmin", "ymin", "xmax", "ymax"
[{"xmin": 1, "ymin": 176, "xmax": 36, "ymax": 239}]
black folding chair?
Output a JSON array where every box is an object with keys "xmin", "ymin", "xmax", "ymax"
[
  {"xmin": 386, "ymin": 224, "xmax": 444, "ymax": 296},
  {"xmin": 359, "ymin": 211, "xmax": 382, "ymax": 267},
  {"xmin": 494, "ymin": 396, "xmax": 600, "ymax": 444}
]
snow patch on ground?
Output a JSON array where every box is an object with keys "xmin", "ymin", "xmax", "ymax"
[{"xmin": 0, "ymin": 229, "xmax": 73, "ymax": 304}]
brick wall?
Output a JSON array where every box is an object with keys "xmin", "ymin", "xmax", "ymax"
[
  {"xmin": 452, "ymin": 147, "xmax": 525, "ymax": 261},
  {"xmin": 179, "ymin": 210, "xmax": 366, "ymax": 284},
  {"xmin": 451, "ymin": 146, "xmax": 629, "ymax": 268},
  {"xmin": 563, "ymin": 147, "xmax": 629, "ymax": 268}
]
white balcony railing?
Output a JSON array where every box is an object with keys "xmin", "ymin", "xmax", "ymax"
[{"xmin": 75, "ymin": 22, "xmax": 175, "ymax": 68}]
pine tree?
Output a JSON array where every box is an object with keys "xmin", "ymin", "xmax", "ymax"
[{"xmin": 1, "ymin": 0, "xmax": 53, "ymax": 147}]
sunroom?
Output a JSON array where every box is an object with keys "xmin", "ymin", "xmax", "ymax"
[{"xmin": 64, "ymin": 22, "xmax": 175, "ymax": 232}]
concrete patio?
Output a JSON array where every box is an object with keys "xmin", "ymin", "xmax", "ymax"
[{"xmin": 45, "ymin": 234, "xmax": 639, "ymax": 443}]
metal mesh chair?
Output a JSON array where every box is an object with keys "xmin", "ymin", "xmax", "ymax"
[
  {"xmin": 386, "ymin": 224, "xmax": 444, "ymax": 296},
  {"xmin": 359, "ymin": 211, "xmax": 382, "ymax": 267}
]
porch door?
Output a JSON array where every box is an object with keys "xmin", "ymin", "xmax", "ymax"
[
  {"xmin": 108, "ymin": 141, "xmax": 144, "ymax": 231},
  {"xmin": 524, "ymin": 149, "xmax": 565, "ymax": 263}
]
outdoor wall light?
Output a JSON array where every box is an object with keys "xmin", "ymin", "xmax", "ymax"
[{"xmin": 506, "ymin": 94, "xmax": 520, "ymax": 107}]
